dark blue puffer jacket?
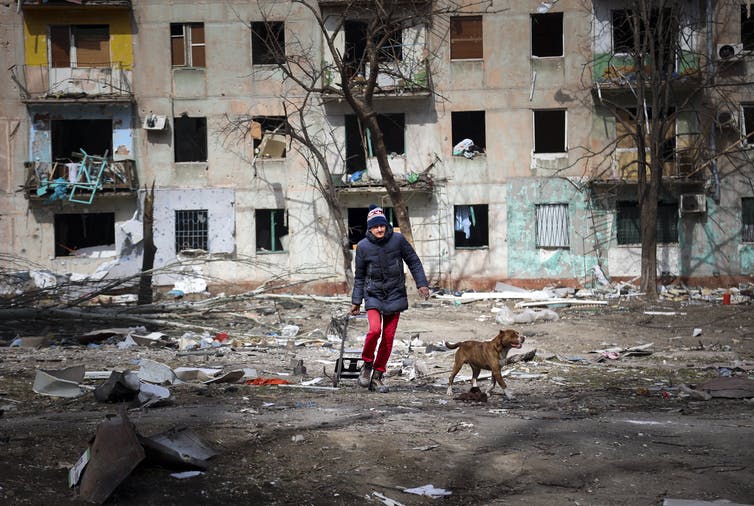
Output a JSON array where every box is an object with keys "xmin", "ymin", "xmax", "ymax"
[{"xmin": 351, "ymin": 226, "xmax": 428, "ymax": 314}]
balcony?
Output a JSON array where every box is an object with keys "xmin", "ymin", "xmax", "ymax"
[
  {"xmin": 323, "ymin": 59, "xmax": 432, "ymax": 101},
  {"xmin": 10, "ymin": 64, "xmax": 133, "ymax": 103},
  {"xmin": 331, "ymin": 170, "xmax": 434, "ymax": 194},
  {"xmin": 592, "ymin": 52, "xmax": 702, "ymax": 93},
  {"xmin": 23, "ymin": 156, "xmax": 138, "ymax": 203},
  {"xmin": 589, "ymin": 147, "xmax": 706, "ymax": 187}
]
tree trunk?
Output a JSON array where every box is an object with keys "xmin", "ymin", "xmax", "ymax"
[
  {"xmin": 362, "ymin": 114, "xmax": 414, "ymax": 245},
  {"xmin": 138, "ymin": 183, "xmax": 157, "ymax": 305}
]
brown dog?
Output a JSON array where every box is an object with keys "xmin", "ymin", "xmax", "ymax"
[{"xmin": 445, "ymin": 329, "xmax": 524, "ymax": 397}]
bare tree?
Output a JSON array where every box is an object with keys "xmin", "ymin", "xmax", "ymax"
[{"xmin": 581, "ymin": 0, "xmax": 726, "ymax": 298}]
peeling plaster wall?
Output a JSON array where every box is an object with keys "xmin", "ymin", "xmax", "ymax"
[
  {"xmin": 507, "ymin": 177, "xmax": 599, "ymax": 281},
  {"xmin": 151, "ymin": 188, "xmax": 235, "ymax": 285},
  {"xmin": 28, "ymin": 104, "xmax": 134, "ymax": 162}
]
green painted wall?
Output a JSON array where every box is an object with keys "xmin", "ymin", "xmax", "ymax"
[{"xmin": 507, "ymin": 178, "xmax": 602, "ymax": 280}]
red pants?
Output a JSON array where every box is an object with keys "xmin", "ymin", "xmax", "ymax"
[{"xmin": 362, "ymin": 309, "xmax": 401, "ymax": 373}]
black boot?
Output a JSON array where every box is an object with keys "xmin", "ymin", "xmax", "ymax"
[
  {"xmin": 370, "ymin": 370, "xmax": 389, "ymax": 393},
  {"xmin": 358, "ymin": 361, "xmax": 373, "ymax": 388}
]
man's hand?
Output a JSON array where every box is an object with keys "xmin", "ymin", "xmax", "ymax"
[
  {"xmin": 418, "ymin": 286, "xmax": 430, "ymax": 300},
  {"xmin": 350, "ymin": 304, "xmax": 361, "ymax": 316}
]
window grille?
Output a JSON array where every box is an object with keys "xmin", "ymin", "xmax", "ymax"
[
  {"xmin": 536, "ymin": 203, "xmax": 569, "ymax": 248},
  {"xmin": 175, "ymin": 209, "xmax": 208, "ymax": 252},
  {"xmin": 617, "ymin": 201, "xmax": 678, "ymax": 245},
  {"xmin": 743, "ymin": 198, "xmax": 754, "ymax": 242}
]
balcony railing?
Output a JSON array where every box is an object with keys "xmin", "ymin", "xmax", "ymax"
[
  {"xmin": 322, "ymin": 59, "xmax": 432, "ymax": 99},
  {"xmin": 23, "ymin": 157, "xmax": 138, "ymax": 203},
  {"xmin": 10, "ymin": 64, "xmax": 133, "ymax": 102}
]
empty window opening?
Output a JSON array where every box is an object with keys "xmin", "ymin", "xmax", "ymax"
[
  {"xmin": 536, "ymin": 203, "xmax": 569, "ymax": 248},
  {"xmin": 175, "ymin": 209, "xmax": 208, "ymax": 253},
  {"xmin": 171, "ymin": 23, "xmax": 205, "ymax": 67},
  {"xmin": 52, "ymin": 119, "xmax": 112, "ymax": 161},
  {"xmin": 252, "ymin": 116, "xmax": 288, "ymax": 158},
  {"xmin": 348, "ymin": 206, "xmax": 396, "ymax": 246},
  {"xmin": 531, "ymin": 12, "xmax": 563, "ymax": 57},
  {"xmin": 345, "ymin": 114, "xmax": 405, "ymax": 173},
  {"xmin": 451, "ymin": 111, "xmax": 486, "ymax": 156},
  {"xmin": 54, "ymin": 212, "xmax": 115, "ymax": 257},
  {"xmin": 743, "ymin": 5, "xmax": 754, "ymax": 51},
  {"xmin": 450, "ymin": 16, "xmax": 483, "ymax": 60},
  {"xmin": 743, "ymin": 197, "xmax": 754, "ymax": 242},
  {"xmin": 344, "ymin": 21, "xmax": 402, "ymax": 77},
  {"xmin": 251, "ymin": 21, "xmax": 285, "ymax": 65},
  {"xmin": 616, "ymin": 201, "xmax": 678, "ymax": 245},
  {"xmin": 611, "ymin": 9, "xmax": 675, "ymax": 69},
  {"xmin": 174, "ymin": 116, "xmax": 207, "ymax": 162},
  {"xmin": 50, "ymin": 25, "xmax": 110, "ymax": 68},
  {"xmin": 534, "ymin": 109, "xmax": 566, "ymax": 154},
  {"xmin": 742, "ymin": 104, "xmax": 754, "ymax": 144},
  {"xmin": 455, "ymin": 204, "xmax": 489, "ymax": 248},
  {"xmin": 256, "ymin": 209, "xmax": 289, "ymax": 253}
]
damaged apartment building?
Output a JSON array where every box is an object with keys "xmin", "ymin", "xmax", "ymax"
[{"xmin": 1, "ymin": 0, "xmax": 753, "ymax": 293}]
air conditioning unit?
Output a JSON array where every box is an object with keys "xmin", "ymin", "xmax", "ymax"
[
  {"xmin": 143, "ymin": 114, "xmax": 167, "ymax": 130},
  {"xmin": 717, "ymin": 43, "xmax": 744, "ymax": 60},
  {"xmin": 680, "ymin": 193, "xmax": 707, "ymax": 214},
  {"xmin": 716, "ymin": 108, "xmax": 738, "ymax": 129}
]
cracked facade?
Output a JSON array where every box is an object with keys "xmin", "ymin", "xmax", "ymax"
[{"xmin": 1, "ymin": 0, "xmax": 753, "ymax": 292}]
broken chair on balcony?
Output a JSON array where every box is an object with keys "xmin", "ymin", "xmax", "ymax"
[{"xmin": 68, "ymin": 149, "xmax": 109, "ymax": 204}]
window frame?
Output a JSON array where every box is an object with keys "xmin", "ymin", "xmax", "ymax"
[
  {"xmin": 252, "ymin": 116, "xmax": 289, "ymax": 158},
  {"xmin": 533, "ymin": 109, "xmax": 567, "ymax": 154},
  {"xmin": 741, "ymin": 104, "xmax": 754, "ymax": 146},
  {"xmin": 531, "ymin": 12, "xmax": 564, "ymax": 58},
  {"xmin": 255, "ymin": 208, "xmax": 289, "ymax": 253},
  {"xmin": 49, "ymin": 24, "xmax": 110, "ymax": 68},
  {"xmin": 535, "ymin": 203, "xmax": 570, "ymax": 249},
  {"xmin": 171, "ymin": 22, "xmax": 206, "ymax": 68},
  {"xmin": 454, "ymin": 204, "xmax": 489, "ymax": 249},
  {"xmin": 450, "ymin": 16, "xmax": 483, "ymax": 60},
  {"xmin": 741, "ymin": 5, "xmax": 754, "ymax": 51},
  {"xmin": 616, "ymin": 201, "xmax": 678, "ymax": 245},
  {"xmin": 251, "ymin": 21, "xmax": 286, "ymax": 65},
  {"xmin": 175, "ymin": 209, "xmax": 209, "ymax": 253},
  {"xmin": 743, "ymin": 197, "xmax": 754, "ymax": 243}
]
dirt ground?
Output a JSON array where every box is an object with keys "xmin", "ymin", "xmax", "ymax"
[{"xmin": 1, "ymin": 293, "xmax": 753, "ymax": 505}]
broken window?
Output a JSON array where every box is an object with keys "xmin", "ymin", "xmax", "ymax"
[
  {"xmin": 742, "ymin": 104, "xmax": 754, "ymax": 144},
  {"xmin": 174, "ymin": 116, "xmax": 207, "ymax": 163},
  {"xmin": 535, "ymin": 203, "xmax": 569, "ymax": 248},
  {"xmin": 251, "ymin": 21, "xmax": 285, "ymax": 65},
  {"xmin": 615, "ymin": 108, "xmax": 676, "ymax": 176},
  {"xmin": 531, "ymin": 12, "xmax": 563, "ymax": 57},
  {"xmin": 451, "ymin": 111, "xmax": 485, "ymax": 156},
  {"xmin": 616, "ymin": 201, "xmax": 678, "ymax": 245},
  {"xmin": 533, "ymin": 109, "xmax": 566, "ymax": 154},
  {"xmin": 175, "ymin": 209, "xmax": 208, "ymax": 253},
  {"xmin": 54, "ymin": 212, "xmax": 115, "ymax": 257},
  {"xmin": 171, "ymin": 23, "xmax": 205, "ymax": 67},
  {"xmin": 50, "ymin": 25, "xmax": 110, "ymax": 68},
  {"xmin": 347, "ymin": 206, "xmax": 396, "ymax": 246},
  {"xmin": 450, "ymin": 16, "xmax": 483, "ymax": 60},
  {"xmin": 742, "ymin": 5, "xmax": 754, "ymax": 51},
  {"xmin": 455, "ymin": 204, "xmax": 488, "ymax": 248},
  {"xmin": 344, "ymin": 21, "xmax": 402, "ymax": 77},
  {"xmin": 51, "ymin": 119, "xmax": 112, "ymax": 161},
  {"xmin": 743, "ymin": 198, "xmax": 754, "ymax": 242},
  {"xmin": 344, "ymin": 114, "xmax": 405, "ymax": 173},
  {"xmin": 611, "ymin": 9, "xmax": 675, "ymax": 69},
  {"xmin": 256, "ymin": 209, "xmax": 289, "ymax": 253},
  {"xmin": 252, "ymin": 116, "xmax": 288, "ymax": 158}
]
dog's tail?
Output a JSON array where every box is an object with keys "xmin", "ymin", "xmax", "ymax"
[{"xmin": 444, "ymin": 341, "xmax": 459, "ymax": 349}]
